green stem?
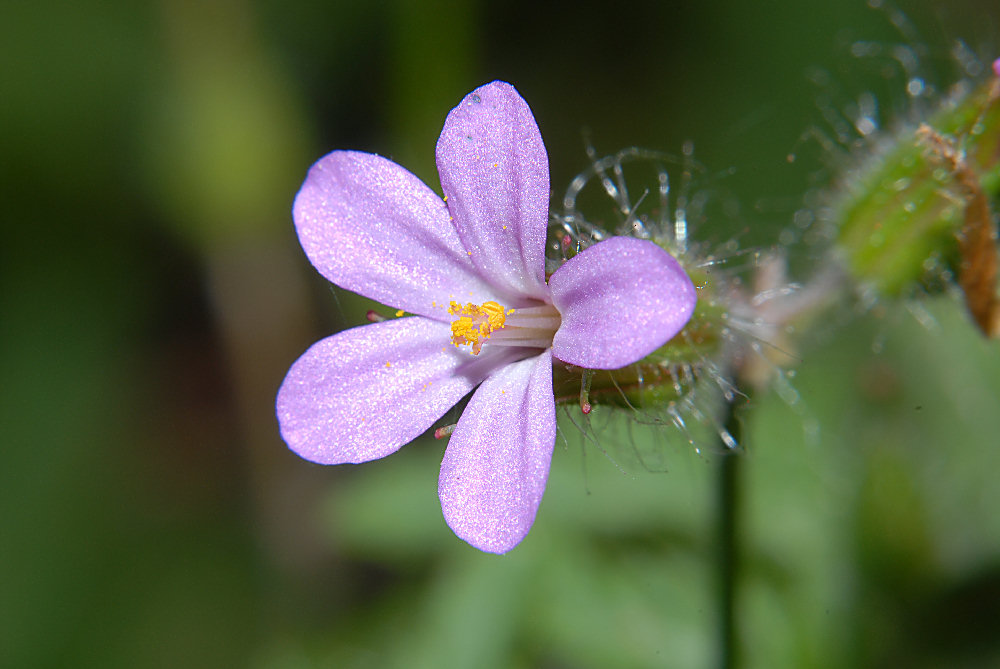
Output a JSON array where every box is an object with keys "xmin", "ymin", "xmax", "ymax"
[{"xmin": 716, "ymin": 396, "xmax": 744, "ymax": 669}]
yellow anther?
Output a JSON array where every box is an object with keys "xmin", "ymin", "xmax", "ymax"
[
  {"xmin": 395, "ymin": 309, "xmax": 405, "ymax": 317},
  {"xmin": 480, "ymin": 301, "xmax": 506, "ymax": 329},
  {"xmin": 447, "ymin": 300, "xmax": 509, "ymax": 355}
]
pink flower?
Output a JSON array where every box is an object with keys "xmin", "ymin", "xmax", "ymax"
[{"xmin": 277, "ymin": 81, "xmax": 696, "ymax": 553}]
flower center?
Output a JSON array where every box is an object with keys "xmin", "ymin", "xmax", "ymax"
[
  {"xmin": 448, "ymin": 301, "xmax": 509, "ymax": 354},
  {"xmin": 447, "ymin": 300, "xmax": 561, "ymax": 355}
]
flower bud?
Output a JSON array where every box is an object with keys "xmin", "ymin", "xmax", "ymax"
[{"xmin": 832, "ymin": 74, "xmax": 1000, "ymax": 335}]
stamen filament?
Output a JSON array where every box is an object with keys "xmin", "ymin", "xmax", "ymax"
[
  {"xmin": 505, "ymin": 313, "xmax": 562, "ymax": 330},
  {"xmin": 485, "ymin": 337, "xmax": 555, "ymax": 349},
  {"xmin": 488, "ymin": 327, "xmax": 558, "ymax": 341}
]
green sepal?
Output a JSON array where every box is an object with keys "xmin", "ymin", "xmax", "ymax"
[{"xmin": 553, "ymin": 263, "xmax": 726, "ymax": 410}]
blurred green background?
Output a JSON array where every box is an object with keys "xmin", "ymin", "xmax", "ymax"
[{"xmin": 3, "ymin": 0, "xmax": 1000, "ymax": 667}]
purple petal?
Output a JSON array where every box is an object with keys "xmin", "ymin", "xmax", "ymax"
[
  {"xmin": 293, "ymin": 151, "xmax": 496, "ymax": 320},
  {"xmin": 549, "ymin": 237, "xmax": 696, "ymax": 369},
  {"xmin": 438, "ymin": 350, "xmax": 555, "ymax": 554},
  {"xmin": 277, "ymin": 318, "xmax": 492, "ymax": 465},
  {"xmin": 436, "ymin": 81, "xmax": 550, "ymax": 304}
]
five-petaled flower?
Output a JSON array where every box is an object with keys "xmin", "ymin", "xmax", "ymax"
[{"xmin": 277, "ymin": 81, "xmax": 696, "ymax": 553}]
